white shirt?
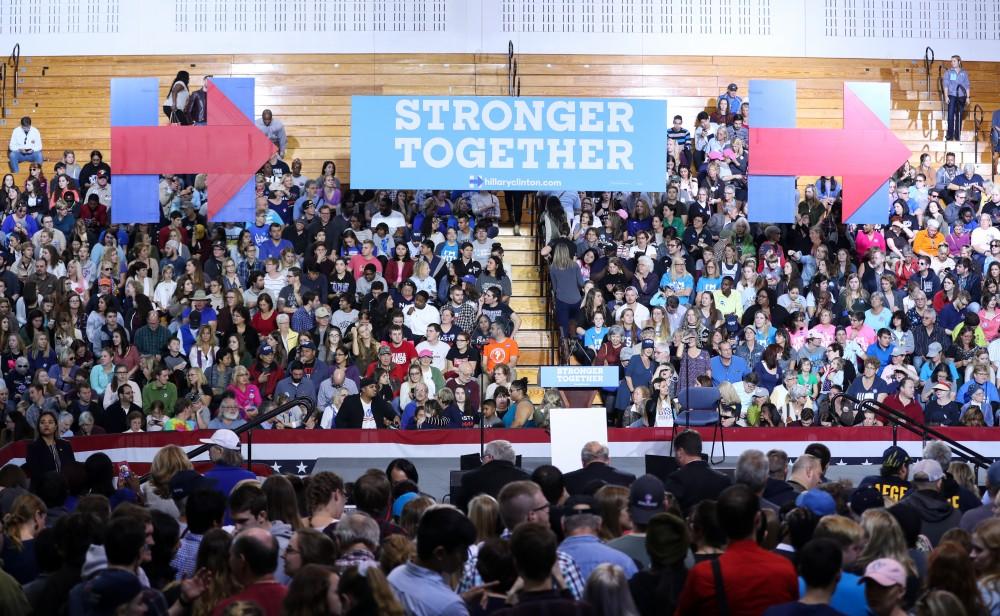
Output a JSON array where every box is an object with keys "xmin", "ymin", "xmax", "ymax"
[
  {"xmin": 404, "ymin": 304, "xmax": 441, "ymax": 336},
  {"xmin": 370, "ymin": 210, "xmax": 407, "ymax": 235},
  {"xmin": 361, "ymin": 400, "xmax": 377, "ymax": 429},
  {"xmin": 416, "ymin": 339, "xmax": 450, "ymax": 371},
  {"xmin": 9, "ymin": 126, "xmax": 42, "ymax": 152}
]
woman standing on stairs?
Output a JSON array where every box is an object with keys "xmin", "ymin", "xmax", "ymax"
[
  {"xmin": 504, "ymin": 190, "xmax": 525, "ymax": 236},
  {"xmin": 549, "ymin": 242, "xmax": 586, "ymax": 339},
  {"xmin": 943, "ymin": 55, "xmax": 970, "ymax": 142}
]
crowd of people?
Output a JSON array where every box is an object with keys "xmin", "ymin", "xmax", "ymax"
[
  {"xmin": 545, "ymin": 83, "xmax": 999, "ymax": 429},
  {"xmin": 1, "ymin": 431, "xmax": 1000, "ymax": 615}
]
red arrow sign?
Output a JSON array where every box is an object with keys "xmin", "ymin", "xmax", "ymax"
[
  {"xmin": 749, "ymin": 88, "xmax": 911, "ymax": 221},
  {"xmin": 110, "ymin": 82, "xmax": 276, "ymax": 219}
]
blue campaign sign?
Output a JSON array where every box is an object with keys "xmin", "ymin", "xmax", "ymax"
[
  {"xmin": 540, "ymin": 366, "xmax": 620, "ymax": 388},
  {"xmin": 350, "ymin": 96, "xmax": 666, "ymax": 191}
]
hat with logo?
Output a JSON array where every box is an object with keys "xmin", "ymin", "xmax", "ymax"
[
  {"xmin": 315, "ymin": 306, "xmax": 331, "ymax": 318},
  {"xmin": 299, "ymin": 339, "xmax": 315, "ymax": 350},
  {"xmin": 378, "ymin": 343, "xmax": 392, "ymax": 356},
  {"xmin": 96, "ymin": 169, "xmax": 108, "ymax": 179},
  {"xmin": 795, "ymin": 488, "xmax": 837, "ymax": 517},
  {"xmin": 628, "ymin": 474, "xmax": 666, "ymax": 525},
  {"xmin": 911, "ymin": 459, "xmax": 944, "ymax": 483},
  {"xmin": 199, "ymin": 429, "xmax": 240, "ymax": 450},
  {"xmin": 727, "ymin": 83, "xmax": 738, "ymax": 91},
  {"xmin": 881, "ymin": 445, "xmax": 911, "ymax": 470},
  {"xmin": 859, "ymin": 558, "xmax": 907, "ymax": 588},
  {"xmin": 891, "ymin": 347, "xmax": 907, "ymax": 357},
  {"xmin": 641, "ymin": 339, "xmax": 655, "ymax": 350},
  {"xmin": 259, "ymin": 344, "xmax": 274, "ymax": 355}
]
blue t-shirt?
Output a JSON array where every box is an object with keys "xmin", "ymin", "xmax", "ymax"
[
  {"xmin": 798, "ymin": 571, "xmax": 866, "ymax": 616},
  {"xmin": 864, "ymin": 342, "xmax": 894, "ymax": 368},
  {"xmin": 711, "ymin": 355, "xmax": 749, "ymax": 386},
  {"xmin": 763, "ymin": 602, "xmax": 846, "ymax": 616}
]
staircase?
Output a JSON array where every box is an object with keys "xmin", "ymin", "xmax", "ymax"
[{"xmin": 496, "ymin": 204, "xmax": 556, "ymax": 404}]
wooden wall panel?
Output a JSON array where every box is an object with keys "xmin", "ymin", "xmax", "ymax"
[{"xmin": 9, "ymin": 54, "xmax": 1000, "ymax": 182}]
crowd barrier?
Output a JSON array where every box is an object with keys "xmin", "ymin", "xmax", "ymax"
[{"xmin": 3, "ymin": 427, "xmax": 999, "ymax": 476}]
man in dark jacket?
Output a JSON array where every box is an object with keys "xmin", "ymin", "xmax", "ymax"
[
  {"xmin": 457, "ymin": 439, "xmax": 529, "ymax": 512},
  {"xmin": 335, "ymin": 377, "xmax": 397, "ymax": 429},
  {"xmin": 899, "ymin": 459, "xmax": 961, "ymax": 546},
  {"xmin": 663, "ymin": 430, "xmax": 731, "ymax": 513},
  {"xmin": 563, "ymin": 441, "xmax": 636, "ymax": 495}
]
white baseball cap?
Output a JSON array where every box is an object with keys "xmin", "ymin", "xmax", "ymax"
[{"xmin": 199, "ymin": 429, "xmax": 240, "ymax": 451}]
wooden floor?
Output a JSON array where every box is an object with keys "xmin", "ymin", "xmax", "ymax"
[{"xmin": 5, "ymin": 53, "xmax": 1000, "ymax": 397}]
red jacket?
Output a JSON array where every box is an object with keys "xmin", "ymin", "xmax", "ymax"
[{"xmin": 676, "ymin": 539, "xmax": 798, "ymax": 616}]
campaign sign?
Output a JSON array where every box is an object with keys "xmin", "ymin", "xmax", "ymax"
[
  {"xmin": 540, "ymin": 366, "xmax": 620, "ymax": 388},
  {"xmin": 350, "ymin": 96, "xmax": 666, "ymax": 191}
]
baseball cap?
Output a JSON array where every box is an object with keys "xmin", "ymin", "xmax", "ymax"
[
  {"xmin": 926, "ymin": 342, "xmax": 943, "ymax": 358},
  {"xmin": 849, "ymin": 487, "xmax": 884, "ymax": 517},
  {"xmin": 641, "ymin": 339, "xmax": 655, "ymax": 350},
  {"xmin": 315, "ymin": 306, "xmax": 331, "ymax": 318},
  {"xmin": 378, "ymin": 343, "xmax": 392, "ymax": 356},
  {"xmin": 727, "ymin": 83, "xmax": 738, "ymax": 91},
  {"xmin": 807, "ymin": 331, "xmax": 822, "ymax": 340},
  {"xmin": 199, "ymin": 429, "xmax": 240, "ymax": 450},
  {"xmin": 563, "ymin": 494, "xmax": 598, "ymax": 516},
  {"xmin": 418, "ymin": 349, "xmax": 433, "ymax": 358},
  {"xmin": 859, "ymin": 558, "xmax": 907, "ymax": 588},
  {"xmin": 99, "ymin": 277, "xmax": 112, "ymax": 286},
  {"xmin": 96, "ymin": 169, "xmax": 108, "ymax": 178},
  {"xmin": 911, "ymin": 459, "xmax": 944, "ymax": 483},
  {"xmin": 461, "ymin": 274, "xmax": 476, "ymax": 284},
  {"xmin": 86, "ymin": 568, "xmax": 144, "ymax": 614},
  {"xmin": 169, "ymin": 469, "xmax": 216, "ymax": 500},
  {"xmin": 392, "ymin": 491, "xmax": 420, "ymax": 518},
  {"xmin": 932, "ymin": 382, "xmax": 951, "ymax": 392},
  {"xmin": 259, "ymin": 344, "xmax": 274, "ymax": 355},
  {"xmin": 795, "ymin": 488, "xmax": 836, "ymax": 517},
  {"xmin": 752, "ymin": 387, "xmax": 769, "ymax": 399},
  {"xmin": 299, "ymin": 339, "xmax": 315, "ymax": 350},
  {"xmin": 881, "ymin": 445, "xmax": 911, "ymax": 470},
  {"xmin": 629, "ymin": 474, "xmax": 666, "ymax": 525},
  {"xmin": 891, "ymin": 347, "xmax": 906, "ymax": 357}
]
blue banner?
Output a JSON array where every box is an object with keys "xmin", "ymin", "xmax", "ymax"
[
  {"xmin": 350, "ymin": 96, "xmax": 666, "ymax": 191},
  {"xmin": 540, "ymin": 366, "xmax": 620, "ymax": 388}
]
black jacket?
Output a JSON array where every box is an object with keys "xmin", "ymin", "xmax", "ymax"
[
  {"xmin": 335, "ymin": 394, "xmax": 396, "ymax": 429},
  {"xmin": 24, "ymin": 438, "xmax": 75, "ymax": 491},
  {"xmin": 99, "ymin": 402, "xmax": 140, "ymax": 434},
  {"xmin": 663, "ymin": 460, "xmax": 731, "ymax": 513},
  {"xmin": 563, "ymin": 462, "xmax": 636, "ymax": 496},
  {"xmin": 900, "ymin": 488, "xmax": 962, "ymax": 546},
  {"xmin": 458, "ymin": 460, "xmax": 529, "ymax": 512}
]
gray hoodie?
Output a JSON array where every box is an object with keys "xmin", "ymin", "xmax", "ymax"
[{"xmin": 271, "ymin": 521, "xmax": 294, "ymax": 585}]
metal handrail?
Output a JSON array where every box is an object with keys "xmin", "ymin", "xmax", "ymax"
[
  {"xmin": 923, "ymin": 46, "xmax": 934, "ymax": 97},
  {"xmin": 9, "ymin": 43, "xmax": 18, "ymax": 99},
  {"xmin": 832, "ymin": 392, "xmax": 991, "ymax": 472},
  {"xmin": 974, "ymin": 104, "xmax": 984, "ymax": 165},
  {"xmin": 138, "ymin": 395, "xmax": 317, "ymax": 482},
  {"xmin": 937, "ymin": 64, "xmax": 946, "ymax": 110},
  {"xmin": 0, "ymin": 62, "xmax": 6, "ymax": 119}
]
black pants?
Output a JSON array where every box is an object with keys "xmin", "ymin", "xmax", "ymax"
[
  {"xmin": 946, "ymin": 95, "xmax": 966, "ymax": 140},
  {"xmin": 504, "ymin": 190, "xmax": 525, "ymax": 226}
]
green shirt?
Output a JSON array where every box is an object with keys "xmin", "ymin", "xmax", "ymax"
[{"xmin": 142, "ymin": 381, "xmax": 178, "ymax": 414}]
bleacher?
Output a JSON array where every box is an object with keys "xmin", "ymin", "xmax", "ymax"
[{"xmin": 4, "ymin": 53, "xmax": 999, "ymax": 399}]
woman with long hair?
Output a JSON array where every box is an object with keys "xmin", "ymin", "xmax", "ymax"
[
  {"xmin": 226, "ymin": 306, "xmax": 260, "ymax": 357},
  {"xmin": 972, "ymin": 518, "xmax": 1000, "ymax": 613},
  {"xmin": 338, "ymin": 564, "xmax": 406, "ymax": 616},
  {"xmin": 926, "ymin": 541, "xmax": 986, "ymax": 616},
  {"xmin": 110, "ymin": 328, "xmax": 140, "ymax": 379},
  {"xmin": 549, "ymin": 242, "xmax": 585, "ymax": 338},
  {"xmin": 188, "ymin": 325, "xmax": 218, "ymax": 371},
  {"xmin": 0, "ymin": 410, "xmax": 34, "ymax": 445},
  {"xmin": 26, "ymin": 330, "xmax": 57, "ymax": 374}
]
